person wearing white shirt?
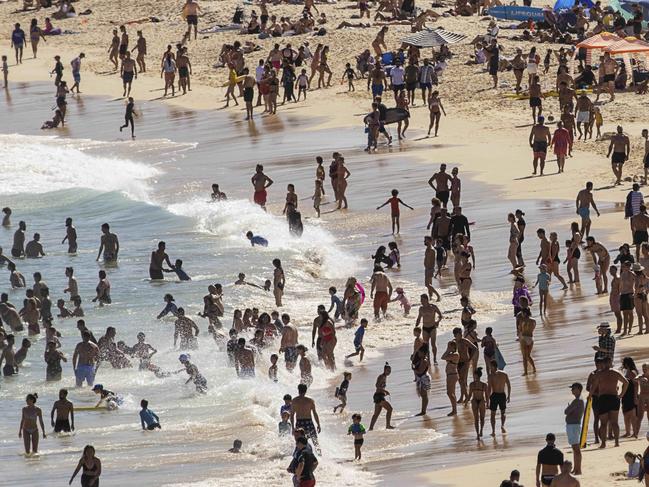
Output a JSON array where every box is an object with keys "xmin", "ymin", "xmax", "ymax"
[{"xmin": 390, "ymin": 63, "xmax": 405, "ymax": 101}]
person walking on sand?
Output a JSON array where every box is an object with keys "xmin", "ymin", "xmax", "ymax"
[
  {"xmin": 575, "ymin": 182, "xmax": 599, "ymax": 238},
  {"xmin": 69, "ymin": 53, "xmax": 84, "ymax": 94},
  {"xmin": 132, "ymin": 30, "xmax": 147, "ymax": 73},
  {"xmin": 516, "ymin": 310, "xmax": 536, "ymax": 375},
  {"xmin": 591, "ymin": 356, "xmax": 629, "ymax": 448},
  {"xmin": 183, "ymin": 0, "xmax": 202, "ymax": 41},
  {"xmin": 487, "ymin": 359, "xmax": 511, "ymax": 437},
  {"xmin": 529, "ymin": 116, "xmax": 552, "ymax": 176},
  {"xmin": 369, "ymin": 362, "xmax": 394, "ymax": 430},
  {"xmin": 161, "ymin": 52, "xmax": 177, "ymax": 97},
  {"xmin": 108, "ymin": 29, "xmax": 120, "ymax": 69},
  {"xmin": 251, "ymin": 164, "xmax": 273, "ymax": 211},
  {"xmin": 119, "ymin": 97, "xmax": 137, "ymax": 138},
  {"xmin": 376, "ymin": 189, "xmax": 414, "ymax": 235},
  {"xmin": 19, "ymin": 393, "xmax": 46, "ymax": 456},
  {"xmin": 607, "ymin": 126, "xmax": 630, "ymax": 186},
  {"xmin": 69, "ymin": 445, "xmax": 101, "ymax": 486},
  {"xmin": 11, "ymin": 23, "xmax": 25, "ymax": 65},
  {"xmin": 120, "ymin": 51, "xmax": 137, "ymax": 97},
  {"xmin": 551, "ymin": 121, "xmax": 570, "ymax": 173},
  {"xmin": 564, "ymin": 383, "xmax": 584, "ymax": 475},
  {"xmin": 427, "ymin": 90, "xmax": 446, "ymax": 137}
]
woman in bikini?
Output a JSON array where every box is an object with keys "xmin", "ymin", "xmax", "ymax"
[
  {"xmin": 634, "ymin": 264, "xmax": 649, "ymax": 335},
  {"xmin": 427, "ymin": 90, "xmax": 446, "ymax": 137},
  {"xmin": 516, "ymin": 309, "xmax": 536, "ymax": 376},
  {"xmin": 308, "ymin": 43, "xmax": 322, "ymax": 85},
  {"xmin": 464, "ymin": 319, "xmax": 481, "ymax": 372},
  {"xmin": 19, "ymin": 393, "xmax": 46, "ymax": 456},
  {"xmin": 319, "ymin": 310, "xmax": 337, "ymax": 371},
  {"xmin": 412, "ymin": 345, "xmax": 431, "ymax": 416},
  {"xmin": 564, "ymin": 235, "xmax": 581, "ymax": 284},
  {"xmin": 467, "ymin": 367, "xmax": 487, "ymax": 439},
  {"xmin": 368, "ymin": 362, "xmax": 394, "ymax": 430},
  {"xmin": 548, "ymin": 231, "xmax": 568, "ymax": 289},
  {"xmin": 29, "ymin": 19, "xmax": 46, "ymax": 59},
  {"xmin": 457, "ymin": 252, "xmax": 473, "ymax": 299},
  {"xmin": 342, "ymin": 277, "xmax": 361, "ymax": 325},
  {"xmin": 372, "ymin": 26, "xmax": 388, "ymax": 57},
  {"xmin": 335, "ymin": 157, "xmax": 351, "ymax": 210},
  {"xmin": 507, "ymin": 213, "xmax": 520, "ymax": 270},
  {"xmin": 69, "ymin": 445, "xmax": 102, "ymax": 487},
  {"xmin": 317, "ymin": 45, "xmax": 332, "ymax": 89},
  {"xmin": 621, "ymin": 357, "xmax": 639, "ymax": 438},
  {"xmin": 441, "ymin": 341, "xmax": 460, "ymax": 416}
]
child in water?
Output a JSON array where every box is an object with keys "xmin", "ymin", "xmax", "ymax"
[
  {"xmin": 269, "ymin": 353, "xmax": 278, "ymax": 382},
  {"xmin": 345, "ymin": 318, "xmax": 367, "ymax": 362},
  {"xmin": 389, "ymin": 287, "xmax": 411, "ymax": 316},
  {"xmin": 92, "ymin": 384, "xmax": 121, "ymax": 409},
  {"xmin": 333, "ymin": 371, "xmax": 351, "ymax": 413},
  {"xmin": 139, "ymin": 399, "xmax": 161, "ymax": 430},
  {"xmin": 388, "ymin": 241, "xmax": 400, "ymax": 268},
  {"xmin": 178, "ymin": 354, "xmax": 207, "ymax": 393},
  {"xmin": 278, "ymin": 410, "xmax": 292, "ymax": 436},
  {"xmin": 348, "ymin": 414, "xmax": 366, "ymax": 460},
  {"xmin": 173, "ymin": 259, "xmax": 191, "ymax": 281}
]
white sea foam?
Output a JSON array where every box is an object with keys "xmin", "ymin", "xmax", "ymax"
[{"xmin": 0, "ymin": 134, "xmax": 158, "ymax": 201}]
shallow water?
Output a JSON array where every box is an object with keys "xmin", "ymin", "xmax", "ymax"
[{"xmin": 0, "ymin": 83, "xmax": 624, "ymax": 487}]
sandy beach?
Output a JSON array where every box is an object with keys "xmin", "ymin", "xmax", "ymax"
[{"xmin": 2, "ymin": 0, "xmax": 649, "ymax": 486}]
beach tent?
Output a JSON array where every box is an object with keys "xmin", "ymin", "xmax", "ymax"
[
  {"xmin": 553, "ymin": 0, "xmax": 593, "ymax": 11},
  {"xmin": 401, "ymin": 28, "xmax": 467, "ymax": 48},
  {"xmin": 604, "ymin": 37, "xmax": 649, "ymax": 77},
  {"xmin": 576, "ymin": 32, "xmax": 622, "ymax": 49}
]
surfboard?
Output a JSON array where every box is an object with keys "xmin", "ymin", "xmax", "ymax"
[
  {"xmin": 495, "ymin": 347, "xmax": 507, "ymax": 370},
  {"xmin": 579, "ymin": 396, "xmax": 592, "ymax": 448},
  {"xmin": 487, "ymin": 5, "xmax": 546, "ymax": 21},
  {"xmin": 74, "ymin": 405, "xmax": 109, "ymax": 412},
  {"xmin": 383, "ymin": 108, "xmax": 410, "ymax": 125}
]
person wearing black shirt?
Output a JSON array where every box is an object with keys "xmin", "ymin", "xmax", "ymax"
[
  {"xmin": 374, "ymin": 96, "xmax": 393, "ymax": 145},
  {"xmin": 51, "ymin": 55, "xmax": 64, "ymax": 86},
  {"xmin": 294, "ymin": 436, "xmax": 318, "ymax": 487},
  {"xmin": 450, "ymin": 206, "xmax": 470, "ymax": 241},
  {"xmin": 574, "ymin": 65, "xmax": 596, "ymax": 89},
  {"xmin": 536, "ymin": 433, "xmax": 564, "ymax": 486},
  {"xmin": 119, "ymin": 97, "xmax": 137, "ymax": 138}
]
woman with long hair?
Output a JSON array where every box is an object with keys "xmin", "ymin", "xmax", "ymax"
[
  {"xmin": 69, "ymin": 445, "xmax": 102, "ymax": 486},
  {"xmin": 622, "ymin": 356, "xmax": 639, "ymax": 438}
]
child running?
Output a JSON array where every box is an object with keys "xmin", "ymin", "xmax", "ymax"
[
  {"xmin": 345, "ymin": 318, "xmax": 367, "ymax": 362},
  {"xmin": 333, "ymin": 371, "xmax": 352, "ymax": 413}
]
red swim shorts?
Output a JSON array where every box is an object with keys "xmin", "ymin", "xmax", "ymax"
[{"xmin": 254, "ymin": 190, "xmax": 267, "ymax": 206}]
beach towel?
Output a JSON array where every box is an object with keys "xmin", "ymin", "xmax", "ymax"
[
  {"xmin": 199, "ymin": 24, "xmax": 241, "ymax": 34},
  {"xmin": 495, "ymin": 347, "xmax": 507, "ymax": 370}
]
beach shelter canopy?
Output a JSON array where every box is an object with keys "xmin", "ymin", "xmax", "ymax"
[
  {"xmin": 604, "ymin": 37, "xmax": 649, "ymax": 53},
  {"xmin": 554, "ymin": 0, "xmax": 593, "ymax": 11},
  {"xmin": 576, "ymin": 32, "xmax": 622, "ymax": 49},
  {"xmin": 401, "ymin": 28, "xmax": 467, "ymax": 48}
]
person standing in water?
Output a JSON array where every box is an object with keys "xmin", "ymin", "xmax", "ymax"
[
  {"xmin": 251, "ymin": 164, "xmax": 273, "ymax": 211},
  {"xmin": 369, "ymin": 362, "xmax": 395, "ymax": 430},
  {"xmin": 149, "ymin": 241, "xmax": 175, "ymax": 280},
  {"xmin": 119, "ymin": 97, "xmax": 137, "ymax": 138},
  {"xmin": 96, "ymin": 223, "xmax": 119, "ymax": 263},
  {"xmin": 19, "ymin": 393, "xmax": 46, "ymax": 456},
  {"xmin": 487, "ymin": 359, "xmax": 511, "ymax": 437},
  {"xmin": 51, "ymin": 388, "xmax": 74, "ymax": 433},
  {"xmin": 12, "ymin": 220, "xmax": 26, "ymax": 258},
  {"xmin": 291, "ymin": 383, "xmax": 322, "ymax": 454},
  {"xmin": 69, "ymin": 445, "xmax": 101, "ymax": 486},
  {"xmin": 61, "ymin": 217, "xmax": 78, "ymax": 254},
  {"xmin": 273, "ymin": 258, "xmax": 285, "ymax": 307}
]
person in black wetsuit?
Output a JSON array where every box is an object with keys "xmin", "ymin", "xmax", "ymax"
[{"xmin": 119, "ymin": 97, "xmax": 136, "ymax": 138}]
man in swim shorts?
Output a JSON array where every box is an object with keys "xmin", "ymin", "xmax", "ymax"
[
  {"xmin": 590, "ymin": 356, "xmax": 628, "ymax": 448},
  {"xmin": 368, "ymin": 63, "xmax": 387, "ymax": 99},
  {"xmin": 97, "ymin": 222, "xmax": 119, "ymax": 263},
  {"xmin": 184, "ymin": 0, "xmax": 201, "ymax": 40},
  {"xmin": 51, "ymin": 388, "xmax": 74, "ymax": 433},
  {"xmin": 487, "ymin": 360, "xmax": 511, "ymax": 437},
  {"xmin": 428, "ymin": 163, "xmax": 452, "ymax": 208},
  {"xmin": 73, "ymin": 331, "xmax": 99, "ymax": 387},
  {"xmin": 370, "ymin": 266, "xmax": 392, "ymax": 319},
  {"xmin": 291, "ymin": 383, "xmax": 322, "ymax": 454},
  {"xmin": 251, "ymin": 164, "xmax": 273, "ymax": 211},
  {"xmin": 575, "ymin": 181, "xmax": 600, "ymax": 237},
  {"xmin": 120, "ymin": 51, "xmax": 137, "ymax": 97},
  {"xmin": 280, "ymin": 315, "xmax": 298, "ymax": 371},
  {"xmin": 529, "ymin": 116, "xmax": 551, "ymax": 176},
  {"xmin": 607, "ymin": 125, "xmax": 630, "ymax": 186}
]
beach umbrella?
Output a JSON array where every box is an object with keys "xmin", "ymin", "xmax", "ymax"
[{"xmin": 401, "ymin": 28, "xmax": 467, "ymax": 48}]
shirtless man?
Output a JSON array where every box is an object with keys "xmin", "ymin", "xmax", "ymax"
[
  {"xmin": 549, "ymin": 461, "xmax": 580, "ymax": 487},
  {"xmin": 416, "ymin": 294, "xmax": 442, "ymax": 364},
  {"xmin": 529, "ymin": 75, "xmax": 543, "ymax": 123},
  {"xmin": 96, "ymin": 223, "xmax": 119, "ymax": 263},
  {"xmin": 591, "ymin": 356, "xmax": 628, "ymax": 448},
  {"xmin": 51, "ymin": 388, "xmax": 74, "ymax": 433},
  {"xmin": 291, "ymin": 383, "xmax": 321, "ymax": 454},
  {"xmin": 279, "ymin": 316, "xmax": 298, "ymax": 371},
  {"xmin": 12, "ymin": 220, "xmax": 26, "ymax": 258},
  {"xmin": 632, "ymin": 205, "xmax": 649, "ymax": 260},
  {"xmin": 131, "ymin": 30, "xmax": 147, "ymax": 73},
  {"xmin": 575, "ymin": 182, "xmax": 600, "ymax": 237},
  {"xmin": 487, "ymin": 359, "xmax": 511, "ymax": 437},
  {"xmin": 61, "ymin": 217, "xmax": 77, "ymax": 254},
  {"xmin": 557, "ymin": 81, "xmax": 577, "ymax": 113},
  {"xmin": 120, "ymin": 51, "xmax": 137, "ymax": 97},
  {"xmin": 370, "ymin": 266, "xmax": 392, "ymax": 319},
  {"xmin": 529, "ymin": 116, "xmax": 552, "ymax": 175},
  {"xmin": 149, "ymin": 241, "xmax": 174, "ymax": 280},
  {"xmin": 72, "ymin": 331, "xmax": 99, "ymax": 387},
  {"xmin": 586, "ymin": 236, "xmax": 610, "ymax": 293},
  {"xmin": 367, "ymin": 63, "xmax": 388, "ymax": 101},
  {"xmin": 119, "ymin": 25, "xmax": 129, "ymax": 61},
  {"xmin": 535, "ymin": 228, "xmax": 551, "ymax": 268},
  {"xmin": 0, "ymin": 303, "xmax": 23, "ymax": 332},
  {"xmin": 423, "ymin": 236, "xmax": 441, "ymax": 301},
  {"xmin": 108, "ymin": 29, "xmax": 119, "ymax": 69},
  {"xmin": 184, "ymin": 0, "xmax": 202, "ymax": 40},
  {"xmin": 234, "ymin": 338, "xmax": 255, "ymax": 378},
  {"xmin": 595, "ymin": 51, "xmax": 617, "ymax": 102},
  {"xmin": 240, "ymin": 67, "xmax": 256, "ymax": 120},
  {"xmin": 0, "ymin": 334, "xmax": 18, "ymax": 375},
  {"xmin": 453, "ymin": 327, "xmax": 477, "ymax": 403},
  {"xmin": 176, "ymin": 48, "xmax": 192, "ymax": 94},
  {"xmin": 574, "ymin": 94, "xmax": 593, "ymax": 140},
  {"xmin": 251, "ymin": 164, "xmax": 273, "ymax": 211},
  {"xmin": 606, "ymin": 126, "xmax": 630, "ymax": 185},
  {"xmin": 428, "ymin": 163, "xmax": 452, "ymax": 208}
]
